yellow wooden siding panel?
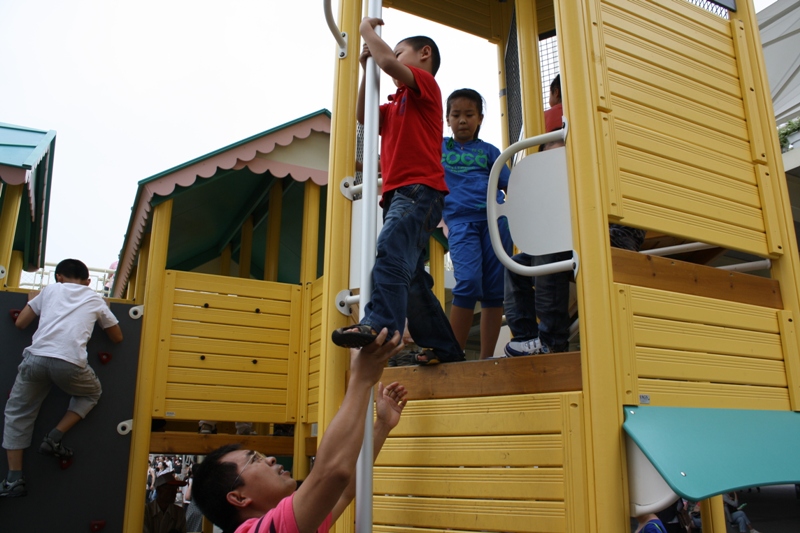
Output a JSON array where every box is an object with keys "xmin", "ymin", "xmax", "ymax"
[
  {"xmin": 165, "ymin": 383, "xmax": 287, "ymax": 404},
  {"xmin": 170, "ymin": 321, "xmax": 290, "ymax": 344},
  {"xmin": 169, "ymin": 337, "xmax": 289, "ymax": 359},
  {"xmin": 373, "ymin": 466, "xmax": 564, "ymax": 500},
  {"xmin": 608, "ymin": 72, "xmax": 748, "ymax": 141},
  {"xmin": 392, "ymin": 395, "xmax": 562, "ymax": 437},
  {"xmin": 651, "ymin": 0, "xmax": 732, "ymax": 35},
  {"xmin": 627, "ymin": 285, "xmax": 780, "ymax": 333},
  {"xmin": 284, "ymin": 285, "xmax": 302, "ymax": 421},
  {"xmin": 615, "ymin": 122, "xmax": 754, "ymax": 185},
  {"xmin": 561, "ymin": 393, "xmax": 589, "ymax": 533},
  {"xmin": 614, "ymin": 286, "xmax": 639, "ymax": 404},
  {"xmin": 617, "ymin": 146, "xmax": 759, "ymax": 207},
  {"xmin": 638, "ymin": 378, "xmax": 791, "ymax": 410},
  {"xmin": 601, "ymin": 3, "xmax": 736, "ymax": 76},
  {"xmin": 372, "ymin": 524, "xmax": 482, "ymax": 533},
  {"xmin": 609, "ymin": 0, "xmax": 733, "ymax": 54},
  {"xmin": 374, "ymin": 496, "xmax": 564, "ymax": 533},
  {"xmin": 168, "ymin": 352, "xmax": 288, "ymax": 373},
  {"xmin": 377, "ymin": 435, "xmax": 563, "ymax": 467},
  {"xmin": 605, "ymin": 50, "xmax": 745, "ymax": 120},
  {"xmin": 163, "ymin": 400, "xmax": 287, "ymax": 423},
  {"xmin": 308, "ymin": 354, "xmax": 320, "ymax": 374},
  {"xmin": 632, "ymin": 316, "xmax": 783, "ymax": 360},
  {"xmin": 636, "ymin": 346, "xmax": 788, "ymax": 387},
  {"xmin": 620, "ymin": 198, "xmax": 768, "ymax": 256},
  {"xmin": 307, "ymin": 368, "xmax": 319, "ymax": 389},
  {"xmin": 171, "ymin": 305, "xmax": 292, "ymax": 329},
  {"xmin": 602, "ymin": 28, "xmax": 740, "ymax": 98},
  {"xmin": 620, "ymin": 172, "xmax": 765, "ymax": 233},
  {"xmin": 172, "ymin": 270, "xmax": 294, "ymax": 300},
  {"xmin": 613, "ymin": 95, "xmax": 750, "ymax": 159},
  {"xmin": 166, "ymin": 367, "xmax": 290, "ymax": 389},
  {"xmin": 171, "ymin": 289, "xmax": 293, "ymax": 315}
]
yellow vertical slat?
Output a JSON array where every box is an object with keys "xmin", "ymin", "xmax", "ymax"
[
  {"xmin": 7, "ymin": 250, "xmax": 23, "ymax": 288},
  {"xmin": 125, "ymin": 267, "xmax": 136, "ymax": 300},
  {"xmin": 285, "ymin": 284, "xmax": 302, "ymax": 422},
  {"xmin": 301, "ymin": 182, "xmax": 321, "ymax": 284},
  {"xmin": 429, "ymin": 237, "xmax": 445, "ymax": 308},
  {"xmin": 321, "ymin": 1, "xmax": 362, "ymax": 530},
  {"xmin": 134, "ymin": 234, "xmax": 150, "ymax": 304},
  {"xmin": 613, "ymin": 284, "xmax": 638, "ymax": 405},
  {"xmin": 778, "ymin": 311, "xmax": 800, "ymax": 410},
  {"xmin": 265, "ymin": 180, "xmax": 283, "ymax": 282},
  {"xmin": 0, "ymin": 183, "xmax": 23, "ymax": 287},
  {"xmin": 515, "ymin": 0, "xmax": 543, "ymax": 141},
  {"xmin": 562, "ymin": 392, "xmax": 589, "ymax": 533},
  {"xmin": 554, "ymin": 0, "xmax": 627, "ymax": 531},
  {"xmin": 151, "ymin": 270, "xmax": 177, "ymax": 417},
  {"xmin": 601, "ymin": 112, "xmax": 623, "ymax": 219},
  {"xmin": 123, "ymin": 199, "xmax": 172, "ymax": 533},
  {"xmin": 239, "ymin": 216, "xmax": 254, "ymax": 279}
]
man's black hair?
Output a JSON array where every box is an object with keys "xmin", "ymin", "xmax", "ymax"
[
  {"xmin": 193, "ymin": 444, "xmax": 244, "ymax": 533},
  {"xmin": 400, "ymin": 35, "xmax": 441, "ymax": 76},
  {"xmin": 446, "ymin": 88, "xmax": 485, "ymax": 140},
  {"xmin": 55, "ymin": 259, "xmax": 90, "ymax": 281}
]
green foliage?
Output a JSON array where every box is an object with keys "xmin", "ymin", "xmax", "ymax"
[{"xmin": 778, "ymin": 118, "xmax": 800, "ymax": 152}]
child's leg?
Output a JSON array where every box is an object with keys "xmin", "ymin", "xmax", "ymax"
[
  {"xmin": 447, "ymin": 221, "xmax": 482, "ymax": 351},
  {"xmin": 48, "ymin": 360, "xmax": 102, "ymax": 446},
  {"xmin": 448, "ymin": 305, "xmax": 475, "ymax": 350},
  {"xmin": 407, "ymin": 259, "xmax": 464, "ymax": 361},
  {"xmin": 362, "ymin": 185, "xmax": 441, "ymax": 338},
  {"xmin": 478, "ymin": 220, "xmax": 511, "ymax": 358},
  {"xmin": 504, "ymin": 253, "xmax": 538, "ymax": 341},
  {"xmin": 3, "ymin": 352, "xmax": 55, "ymax": 457},
  {"xmin": 479, "ymin": 307, "xmax": 504, "ymax": 359}
]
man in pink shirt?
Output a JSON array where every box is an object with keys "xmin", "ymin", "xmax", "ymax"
[{"xmin": 193, "ymin": 329, "xmax": 407, "ymax": 533}]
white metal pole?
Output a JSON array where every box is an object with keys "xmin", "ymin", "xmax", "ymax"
[{"xmin": 356, "ymin": 1, "xmax": 382, "ymax": 531}]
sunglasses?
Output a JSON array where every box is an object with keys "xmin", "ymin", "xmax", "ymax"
[{"xmin": 230, "ymin": 450, "xmax": 266, "ymax": 491}]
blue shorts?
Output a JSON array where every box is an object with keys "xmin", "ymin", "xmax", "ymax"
[{"xmin": 448, "ymin": 218, "xmax": 512, "ymax": 309}]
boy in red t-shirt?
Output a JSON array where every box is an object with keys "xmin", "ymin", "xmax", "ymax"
[{"xmin": 331, "ymin": 18, "xmax": 463, "ymax": 365}]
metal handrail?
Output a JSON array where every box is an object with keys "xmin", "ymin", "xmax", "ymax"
[
  {"xmin": 322, "ymin": 0, "xmax": 348, "ymax": 58},
  {"xmin": 486, "ymin": 124, "xmax": 576, "ymax": 278}
]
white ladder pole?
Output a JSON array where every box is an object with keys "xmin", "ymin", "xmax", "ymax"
[{"xmin": 356, "ymin": 1, "xmax": 382, "ymax": 532}]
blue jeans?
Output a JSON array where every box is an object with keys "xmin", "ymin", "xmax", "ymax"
[
  {"xmin": 504, "ymin": 252, "xmax": 572, "ymax": 351},
  {"xmin": 362, "ymin": 184, "xmax": 463, "ymax": 360}
]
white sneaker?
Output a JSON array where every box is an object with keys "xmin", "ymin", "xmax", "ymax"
[{"xmin": 504, "ymin": 337, "xmax": 549, "ymax": 357}]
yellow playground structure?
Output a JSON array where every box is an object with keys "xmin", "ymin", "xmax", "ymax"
[{"xmin": 3, "ymin": 0, "xmax": 800, "ymax": 532}]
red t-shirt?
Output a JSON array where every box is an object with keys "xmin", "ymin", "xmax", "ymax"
[
  {"xmin": 378, "ymin": 65, "xmax": 448, "ymax": 196},
  {"xmin": 544, "ymin": 103, "xmax": 563, "ymax": 133},
  {"xmin": 235, "ymin": 493, "xmax": 332, "ymax": 533}
]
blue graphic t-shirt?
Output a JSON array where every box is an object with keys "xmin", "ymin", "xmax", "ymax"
[{"xmin": 441, "ymin": 138, "xmax": 510, "ymax": 225}]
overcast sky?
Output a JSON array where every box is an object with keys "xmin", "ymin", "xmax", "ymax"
[{"xmin": 0, "ymin": 0, "xmax": 779, "ymax": 271}]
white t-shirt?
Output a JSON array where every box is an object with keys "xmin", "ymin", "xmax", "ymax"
[{"xmin": 27, "ymin": 283, "xmax": 119, "ymax": 368}]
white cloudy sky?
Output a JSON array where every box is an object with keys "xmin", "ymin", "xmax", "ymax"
[{"xmin": 0, "ymin": 0, "xmax": 779, "ymax": 270}]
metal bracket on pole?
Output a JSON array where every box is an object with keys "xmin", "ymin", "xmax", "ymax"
[
  {"xmin": 0, "ymin": 265, "xmax": 6, "ymax": 280},
  {"xmin": 129, "ymin": 305, "xmax": 144, "ymax": 320},
  {"xmin": 340, "ymin": 176, "xmax": 356, "ymax": 200},
  {"xmin": 334, "ymin": 290, "xmax": 360, "ymax": 316}
]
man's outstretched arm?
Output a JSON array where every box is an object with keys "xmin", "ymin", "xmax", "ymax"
[
  {"xmin": 292, "ymin": 329, "xmax": 403, "ymax": 533},
  {"xmin": 331, "ymin": 381, "xmax": 408, "ymax": 521}
]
